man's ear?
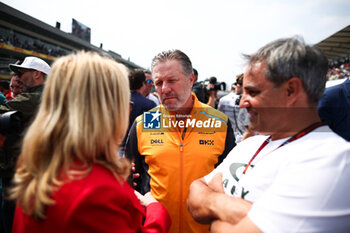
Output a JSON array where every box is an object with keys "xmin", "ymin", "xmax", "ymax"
[
  {"xmin": 189, "ymin": 73, "xmax": 195, "ymax": 87},
  {"xmin": 32, "ymin": 70, "xmax": 41, "ymax": 80},
  {"xmin": 33, "ymin": 71, "xmax": 46, "ymax": 85},
  {"xmin": 286, "ymin": 77, "xmax": 303, "ymax": 106}
]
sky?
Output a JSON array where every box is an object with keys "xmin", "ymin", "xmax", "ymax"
[{"xmin": 2, "ymin": 0, "xmax": 350, "ymax": 86}]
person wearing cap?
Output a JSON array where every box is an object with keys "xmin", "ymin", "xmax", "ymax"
[
  {"xmin": 7, "ymin": 56, "xmax": 50, "ymax": 92},
  {"xmin": 0, "ymin": 56, "xmax": 50, "ymax": 233}
]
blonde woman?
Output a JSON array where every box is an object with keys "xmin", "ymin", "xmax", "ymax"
[{"xmin": 10, "ymin": 52, "xmax": 171, "ymax": 233}]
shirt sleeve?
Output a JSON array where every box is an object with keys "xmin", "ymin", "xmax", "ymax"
[
  {"xmin": 125, "ymin": 120, "xmax": 139, "ymax": 162},
  {"xmin": 217, "ymin": 99, "xmax": 223, "ymax": 111},
  {"xmin": 317, "ymin": 86, "xmax": 340, "ymax": 123},
  {"xmin": 0, "ymin": 92, "xmax": 40, "ymax": 123},
  {"xmin": 142, "ymin": 203, "xmax": 172, "ymax": 233},
  {"xmin": 125, "ymin": 120, "xmax": 151, "ymax": 194},
  {"xmin": 65, "ymin": 184, "xmax": 171, "ymax": 233}
]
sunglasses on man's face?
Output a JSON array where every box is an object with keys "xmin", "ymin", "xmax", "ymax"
[
  {"xmin": 17, "ymin": 69, "xmax": 35, "ymax": 77},
  {"xmin": 145, "ymin": 79, "xmax": 153, "ymax": 84}
]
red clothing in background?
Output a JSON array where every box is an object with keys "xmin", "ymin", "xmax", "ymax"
[{"xmin": 5, "ymin": 90, "xmax": 13, "ymax": 101}]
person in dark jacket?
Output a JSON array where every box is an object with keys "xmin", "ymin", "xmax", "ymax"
[
  {"xmin": 120, "ymin": 69, "xmax": 156, "ymax": 151},
  {"xmin": 318, "ymin": 78, "xmax": 350, "ymax": 141},
  {"xmin": 0, "ymin": 56, "xmax": 50, "ymax": 233}
]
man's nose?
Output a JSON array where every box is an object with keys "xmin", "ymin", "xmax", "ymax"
[
  {"xmin": 239, "ymin": 95, "xmax": 250, "ymax": 108},
  {"xmin": 160, "ymin": 82, "xmax": 171, "ymax": 93}
]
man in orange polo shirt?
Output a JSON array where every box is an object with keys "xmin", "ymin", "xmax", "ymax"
[{"xmin": 125, "ymin": 49, "xmax": 235, "ymax": 233}]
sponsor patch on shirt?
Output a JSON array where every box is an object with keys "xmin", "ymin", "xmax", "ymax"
[{"xmin": 199, "ymin": 139, "xmax": 214, "ymax": 145}]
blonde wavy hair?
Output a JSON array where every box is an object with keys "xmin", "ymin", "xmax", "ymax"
[{"xmin": 10, "ymin": 51, "xmax": 131, "ymax": 219}]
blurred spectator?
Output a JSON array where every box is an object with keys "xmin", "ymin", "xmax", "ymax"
[
  {"xmin": 327, "ymin": 63, "xmax": 350, "ymax": 80},
  {"xmin": 120, "ymin": 69, "xmax": 156, "ymax": 151},
  {"xmin": 9, "ymin": 73, "xmax": 23, "ymax": 99},
  {"xmin": 0, "ymin": 80, "xmax": 11, "ymax": 101},
  {"xmin": 128, "ymin": 69, "xmax": 157, "ymax": 130},
  {"xmin": 144, "ymin": 70, "xmax": 160, "ymax": 106},
  {"xmin": 218, "ymin": 74, "xmax": 250, "ymax": 143},
  {"xmin": 0, "ymin": 56, "xmax": 50, "ymax": 233},
  {"xmin": 0, "ymin": 26, "xmax": 69, "ymax": 58},
  {"xmin": 0, "ymin": 91, "xmax": 6, "ymax": 105},
  {"xmin": 192, "ymin": 68, "xmax": 207, "ymax": 103},
  {"xmin": 206, "ymin": 76, "xmax": 220, "ymax": 109},
  {"xmin": 318, "ymin": 77, "xmax": 350, "ymax": 141}
]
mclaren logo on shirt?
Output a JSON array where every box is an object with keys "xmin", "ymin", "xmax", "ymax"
[{"xmin": 199, "ymin": 140, "xmax": 214, "ymax": 145}]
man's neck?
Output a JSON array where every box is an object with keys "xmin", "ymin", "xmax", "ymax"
[
  {"xmin": 269, "ymin": 109, "xmax": 321, "ymax": 141},
  {"xmin": 26, "ymin": 84, "xmax": 44, "ymax": 92},
  {"xmin": 135, "ymin": 88, "xmax": 146, "ymax": 97},
  {"xmin": 174, "ymin": 95, "xmax": 195, "ymax": 121}
]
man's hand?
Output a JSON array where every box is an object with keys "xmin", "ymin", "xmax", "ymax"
[{"xmin": 134, "ymin": 191, "xmax": 158, "ymax": 206}]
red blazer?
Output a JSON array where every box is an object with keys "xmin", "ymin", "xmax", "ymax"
[{"xmin": 12, "ymin": 164, "xmax": 171, "ymax": 233}]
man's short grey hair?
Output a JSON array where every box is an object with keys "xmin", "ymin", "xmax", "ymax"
[
  {"xmin": 244, "ymin": 36, "xmax": 328, "ymax": 104},
  {"xmin": 151, "ymin": 49, "xmax": 193, "ymax": 77}
]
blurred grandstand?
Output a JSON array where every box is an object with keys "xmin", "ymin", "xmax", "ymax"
[
  {"xmin": 315, "ymin": 25, "xmax": 350, "ymax": 87},
  {"xmin": 0, "ymin": 2, "xmax": 144, "ymax": 80}
]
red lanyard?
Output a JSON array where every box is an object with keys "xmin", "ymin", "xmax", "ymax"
[{"xmin": 243, "ymin": 122, "xmax": 325, "ymax": 174}]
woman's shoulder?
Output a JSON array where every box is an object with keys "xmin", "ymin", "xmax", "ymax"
[
  {"xmin": 50, "ymin": 163, "xmax": 142, "ymax": 217},
  {"xmin": 45, "ymin": 164, "xmax": 144, "ymax": 232},
  {"xmin": 52, "ymin": 164, "xmax": 132, "ymax": 209}
]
